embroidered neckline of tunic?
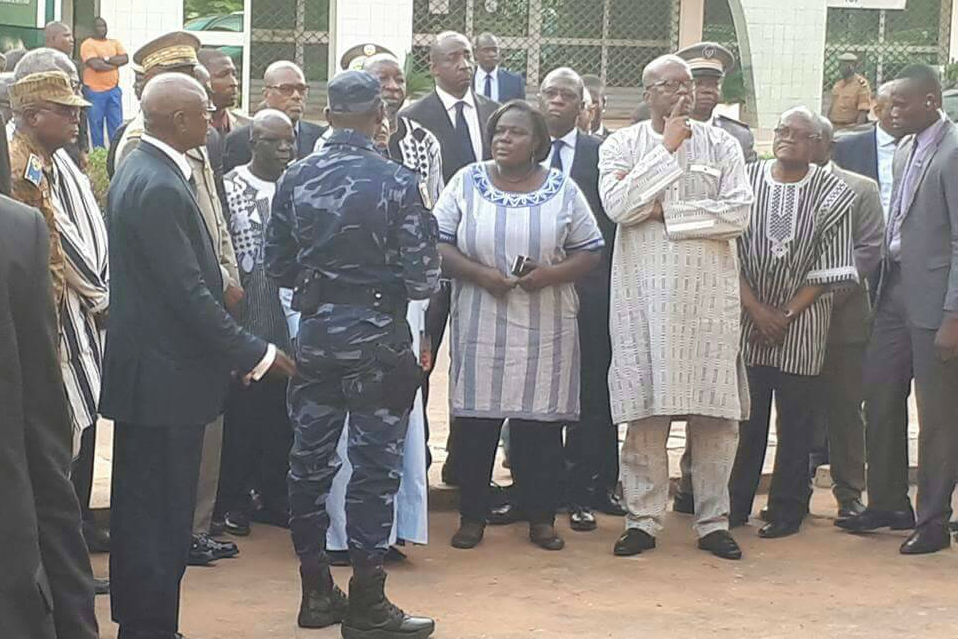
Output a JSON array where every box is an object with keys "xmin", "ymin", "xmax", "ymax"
[
  {"xmin": 762, "ymin": 161, "xmax": 812, "ymax": 260},
  {"xmin": 472, "ymin": 163, "xmax": 565, "ymax": 207}
]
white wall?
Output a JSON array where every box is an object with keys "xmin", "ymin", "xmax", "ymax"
[
  {"xmin": 731, "ymin": 0, "xmax": 827, "ymax": 136},
  {"xmin": 327, "ymin": 0, "xmax": 414, "ymax": 75},
  {"xmin": 95, "ymin": 0, "xmax": 184, "ymax": 118},
  {"xmin": 951, "ymin": 0, "xmax": 957, "ymax": 62}
]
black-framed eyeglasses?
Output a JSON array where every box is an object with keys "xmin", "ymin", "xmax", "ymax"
[
  {"xmin": 540, "ymin": 87, "xmax": 580, "ymax": 102},
  {"xmin": 774, "ymin": 126, "xmax": 821, "ymax": 142},
  {"xmin": 266, "ymin": 83, "xmax": 309, "ymax": 96},
  {"xmin": 644, "ymin": 79, "xmax": 693, "ymax": 94}
]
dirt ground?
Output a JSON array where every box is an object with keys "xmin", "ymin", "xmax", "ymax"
[{"xmin": 90, "ymin": 485, "xmax": 957, "ymax": 639}]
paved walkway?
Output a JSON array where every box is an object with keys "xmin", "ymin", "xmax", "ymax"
[{"xmin": 90, "ymin": 487, "xmax": 957, "ymax": 638}]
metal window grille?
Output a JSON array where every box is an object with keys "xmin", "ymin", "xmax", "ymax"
[
  {"xmin": 824, "ymin": 0, "xmax": 953, "ymax": 92},
  {"xmin": 249, "ymin": 0, "xmax": 329, "ymax": 86},
  {"xmin": 410, "ymin": 0, "xmax": 680, "ymax": 92}
]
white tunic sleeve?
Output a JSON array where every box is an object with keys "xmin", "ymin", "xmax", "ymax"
[
  {"xmin": 564, "ymin": 181, "xmax": 605, "ymax": 252},
  {"xmin": 434, "ymin": 168, "xmax": 464, "ymax": 244}
]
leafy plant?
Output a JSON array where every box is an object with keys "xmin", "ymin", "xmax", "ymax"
[
  {"xmin": 404, "ymin": 54, "xmax": 434, "ymax": 99},
  {"xmin": 86, "ymin": 148, "xmax": 110, "ymax": 212},
  {"xmin": 945, "ymin": 62, "xmax": 958, "ymax": 89}
]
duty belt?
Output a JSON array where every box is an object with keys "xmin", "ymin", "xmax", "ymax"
[{"xmin": 292, "ymin": 271, "xmax": 407, "ymax": 318}]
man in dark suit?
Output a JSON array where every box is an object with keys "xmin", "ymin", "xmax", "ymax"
[
  {"xmin": 0, "ymin": 194, "xmax": 98, "ymax": 639},
  {"xmin": 834, "ymin": 80, "xmax": 902, "ymax": 220},
  {"xmin": 223, "ymin": 60, "xmax": 324, "ymax": 173},
  {"xmin": 400, "ymin": 30, "xmax": 499, "ymax": 483},
  {"xmin": 101, "ymin": 73, "xmax": 296, "ymax": 638},
  {"xmin": 582, "ymin": 74, "xmax": 611, "ymax": 139},
  {"xmin": 472, "ymin": 32, "xmax": 524, "ymax": 103},
  {"xmin": 538, "ymin": 67, "xmax": 625, "ymax": 530},
  {"xmin": 837, "ymin": 65, "xmax": 958, "ymax": 555}
]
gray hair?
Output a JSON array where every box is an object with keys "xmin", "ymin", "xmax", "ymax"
[
  {"xmin": 813, "ymin": 112, "xmax": 834, "ymax": 143},
  {"xmin": 541, "ymin": 66, "xmax": 585, "ymax": 100},
  {"xmin": 263, "ymin": 60, "xmax": 304, "ymax": 83},
  {"xmin": 641, "ymin": 54, "xmax": 690, "ymax": 88},
  {"xmin": 778, "ymin": 105, "xmax": 817, "ymax": 127},
  {"xmin": 13, "ymin": 47, "xmax": 78, "ymax": 83}
]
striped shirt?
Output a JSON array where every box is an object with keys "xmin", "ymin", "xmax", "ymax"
[
  {"xmin": 739, "ymin": 161, "xmax": 858, "ymax": 376},
  {"xmin": 50, "ymin": 149, "xmax": 109, "ymax": 439},
  {"xmin": 223, "ymin": 165, "xmax": 291, "ymax": 350},
  {"xmin": 434, "ymin": 163, "xmax": 604, "ymax": 421}
]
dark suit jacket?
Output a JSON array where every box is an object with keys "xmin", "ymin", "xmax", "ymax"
[
  {"xmin": 0, "ymin": 195, "xmax": 98, "ymax": 639},
  {"xmin": 497, "ymin": 68, "xmax": 525, "ymax": 102},
  {"xmin": 569, "ymin": 131, "xmax": 614, "ymax": 294},
  {"xmin": 881, "ymin": 120, "xmax": 958, "ymax": 330},
  {"xmin": 100, "ymin": 141, "xmax": 267, "ymax": 426},
  {"xmin": 223, "ymin": 119, "xmax": 325, "ymax": 173},
  {"xmin": 400, "ymin": 90, "xmax": 499, "ymax": 183},
  {"xmin": 834, "ymin": 126, "xmax": 879, "ymax": 183}
]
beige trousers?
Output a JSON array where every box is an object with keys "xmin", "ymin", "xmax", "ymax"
[
  {"xmin": 621, "ymin": 415, "xmax": 738, "ymax": 537},
  {"xmin": 193, "ymin": 415, "xmax": 224, "ymax": 534}
]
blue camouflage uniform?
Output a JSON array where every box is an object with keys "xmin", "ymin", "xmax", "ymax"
[{"xmin": 265, "ymin": 121, "xmax": 440, "ymax": 571}]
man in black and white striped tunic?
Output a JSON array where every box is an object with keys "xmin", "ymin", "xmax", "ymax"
[{"xmin": 729, "ymin": 107, "xmax": 858, "ymax": 539}]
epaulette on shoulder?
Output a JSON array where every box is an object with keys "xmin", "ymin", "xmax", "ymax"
[{"xmin": 716, "ymin": 113, "xmax": 750, "ymax": 130}]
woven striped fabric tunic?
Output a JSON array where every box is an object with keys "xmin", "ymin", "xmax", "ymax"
[
  {"xmin": 50, "ymin": 149, "xmax": 109, "ymax": 441},
  {"xmin": 739, "ymin": 161, "xmax": 858, "ymax": 376},
  {"xmin": 434, "ymin": 163, "xmax": 604, "ymax": 422}
]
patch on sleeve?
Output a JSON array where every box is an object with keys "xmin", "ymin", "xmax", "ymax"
[{"xmin": 24, "ymin": 154, "xmax": 44, "ymax": 187}]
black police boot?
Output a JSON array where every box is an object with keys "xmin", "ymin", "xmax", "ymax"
[
  {"xmin": 297, "ymin": 563, "xmax": 348, "ymax": 629},
  {"xmin": 341, "ymin": 569, "xmax": 434, "ymax": 639}
]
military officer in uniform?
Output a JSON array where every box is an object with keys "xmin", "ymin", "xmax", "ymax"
[
  {"xmin": 827, "ymin": 52, "xmax": 872, "ymax": 129},
  {"xmin": 676, "ymin": 41, "xmax": 757, "ymax": 162},
  {"xmin": 671, "ymin": 41, "xmax": 756, "ymax": 516},
  {"xmin": 265, "ymin": 70, "xmax": 439, "ymax": 639}
]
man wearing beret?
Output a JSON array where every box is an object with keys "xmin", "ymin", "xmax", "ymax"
[
  {"xmin": 265, "ymin": 69, "xmax": 438, "ymax": 638},
  {"xmin": 828, "ymin": 52, "xmax": 872, "ymax": 129}
]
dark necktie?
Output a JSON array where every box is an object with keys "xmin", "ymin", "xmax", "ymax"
[
  {"xmin": 550, "ymin": 139, "xmax": 565, "ymax": 173},
  {"xmin": 454, "ymin": 101, "xmax": 477, "ymax": 164},
  {"xmin": 484, "ymin": 73, "xmax": 492, "ymax": 99},
  {"xmin": 187, "ymin": 174, "xmax": 198, "ymax": 194}
]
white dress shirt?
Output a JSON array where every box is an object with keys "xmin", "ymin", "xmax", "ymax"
[
  {"xmin": 140, "ymin": 134, "xmax": 276, "ymax": 379},
  {"xmin": 875, "ymin": 124, "xmax": 897, "ymax": 222},
  {"xmin": 542, "ymin": 127, "xmax": 577, "ymax": 176},
  {"xmin": 473, "ymin": 66, "xmax": 499, "ymax": 102},
  {"xmin": 435, "ymin": 85, "xmax": 483, "ymax": 162}
]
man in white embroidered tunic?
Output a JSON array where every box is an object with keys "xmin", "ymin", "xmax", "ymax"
[{"xmin": 598, "ymin": 55, "xmax": 753, "ymax": 560}]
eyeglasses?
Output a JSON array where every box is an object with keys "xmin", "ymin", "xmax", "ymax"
[
  {"xmin": 773, "ymin": 126, "xmax": 821, "ymax": 142},
  {"xmin": 645, "ymin": 79, "xmax": 693, "ymax": 94},
  {"xmin": 266, "ymin": 83, "xmax": 309, "ymax": 96},
  {"xmin": 540, "ymin": 87, "xmax": 580, "ymax": 102},
  {"xmin": 40, "ymin": 103, "xmax": 81, "ymax": 121}
]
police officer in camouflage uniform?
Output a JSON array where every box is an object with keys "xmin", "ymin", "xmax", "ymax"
[
  {"xmin": 676, "ymin": 41, "xmax": 758, "ymax": 163},
  {"xmin": 264, "ymin": 70, "xmax": 439, "ymax": 639}
]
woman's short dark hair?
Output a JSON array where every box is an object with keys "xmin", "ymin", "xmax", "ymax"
[{"xmin": 485, "ymin": 100, "xmax": 552, "ymax": 164}]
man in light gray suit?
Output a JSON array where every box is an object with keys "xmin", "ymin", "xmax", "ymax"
[
  {"xmin": 838, "ymin": 65, "xmax": 958, "ymax": 555},
  {"xmin": 810, "ymin": 114, "xmax": 885, "ymax": 520}
]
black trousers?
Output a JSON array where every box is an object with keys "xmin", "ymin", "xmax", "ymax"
[
  {"xmin": 458, "ymin": 417, "xmax": 563, "ymax": 524},
  {"xmin": 564, "ymin": 277, "xmax": 618, "ymax": 505},
  {"xmin": 864, "ymin": 268, "xmax": 958, "ymax": 527},
  {"xmin": 729, "ymin": 366, "xmax": 819, "ymax": 525},
  {"xmin": 70, "ymin": 422, "xmax": 97, "ymax": 523},
  {"xmin": 216, "ymin": 379, "xmax": 292, "ymax": 517},
  {"xmin": 110, "ymin": 422, "xmax": 205, "ymax": 639}
]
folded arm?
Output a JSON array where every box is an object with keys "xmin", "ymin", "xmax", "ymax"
[{"xmin": 599, "ymin": 135, "xmax": 683, "ymax": 227}]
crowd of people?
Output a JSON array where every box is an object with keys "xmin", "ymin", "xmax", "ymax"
[{"xmin": 0, "ymin": 19, "xmax": 955, "ymax": 639}]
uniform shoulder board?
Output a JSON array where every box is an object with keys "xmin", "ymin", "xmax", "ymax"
[
  {"xmin": 716, "ymin": 113, "xmax": 750, "ymax": 130},
  {"xmin": 24, "ymin": 153, "xmax": 45, "ymax": 188}
]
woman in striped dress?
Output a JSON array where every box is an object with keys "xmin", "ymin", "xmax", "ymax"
[
  {"xmin": 729, "ymin": 108, "xmax": 858, "ymax": 538},
  {"xmin": 433, "ymin": 101, "xmax": 604, "ymax": 551}
]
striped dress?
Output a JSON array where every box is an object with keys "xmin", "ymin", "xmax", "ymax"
[
  {"xmin": 434, "ymin": 163, "xmax": 604, "ymax": 422},
  {"xmin": 50, "ymin": 149, "xmax": 109, "ymax": 440},
  {"xmin": 739, "ymin": 161, "xmax": 858, "ymax": 376}
]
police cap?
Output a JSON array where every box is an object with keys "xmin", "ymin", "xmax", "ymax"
[
  {"xmin": 837, "ymin": 52, "xmax": 858, "ymax": 62},
  {"xmin": 327, "ymin": 70, "xmax": 382, "ymax": 114},
  {"xmin": 340, "ymin": 43, "xmax": 396, "ymax": 71},
  {"xmin": 675, "ymin": 41, "xmax": 735, "ymax": 78},
  {"xmin": 133, "ymin": 31, "xmax": 200, "ymax": 74}
]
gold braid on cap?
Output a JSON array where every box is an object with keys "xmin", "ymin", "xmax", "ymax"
[{"xmin": 142, "ymin": 45, "xmax": 199, "ymax": 73}]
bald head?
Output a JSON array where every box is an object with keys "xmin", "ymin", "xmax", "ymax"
[
  {"xmin": 541, "ymin": 67, "xmax": 584, "ymax": 99},
  {"xmin": 44, "ymin": 22, "xmax": 75, "ymax": 55},
  {"xmin": 264, "ymin": 60, "xmax": 304, "ymax": 85},
  {"xmin": 4, "ymin": 49, "xmax": 27, "ymax": 73},
  {"xmin": 13, "ymin": 48, "xmax": 78, "ymax": 85},
  {"xmin": 362, "ymin": 54, "xmax": 400, "ymax": 76},
  {"xmin": 874, "ymin": 80, "xmax": 900, "ymax": 138},
  {"xmin": 251, "ymin": 107, "xmax": 292, "ymax": 137},
  {"xmin": 262, "ymin": 61, "xmax": 307, "ymax": 121},
  {"xmin": 429, "ymin": 31, "xmax": 474, "ymax": 97},
  {"xmin": 142, "ymin": 73, "xmax": 210, "ymax": 151},
  {"xmin": 642, "ymin": 54, "xmax": 690, "ymax": 88},
  {"xmin": 249, "ymin": 108, "xmax": 295, "ymax": 178}
]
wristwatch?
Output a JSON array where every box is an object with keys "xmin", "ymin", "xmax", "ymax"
[{"xmin": 783, "ymin": 308, "xmax": 796, "ymax": 321}]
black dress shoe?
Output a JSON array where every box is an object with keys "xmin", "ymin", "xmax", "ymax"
[
  {"xmin": 94, "ymin": 577, "xmax": 110, "ymax": 595},
  {"xmin": 698, "ymin": 530, "xmax": 742, "ymax": 560},
  {"xmin": 187, "ymin": 535, "xmax": 216, "ymax": 566},
  {"xmin": 592, "ymin": 490, "xmax": 627, "ymax": 516},
  {"xmin": 672, "ymin": 492, "xmax": 694, "ymax": 515},
  {"xmin": 451, "ymin": 520, "xmax": 485, "ymax": 549},
  {"xmin": 836, "ymin": 499, "xmax": 866, "ymax": 520},
  {"xmin": 210, "ymin": 518, "xmax": 226, "ymax": 537},
  {"xmin": 82, "ymin": 521, "xmax": 111, "ymax": 553},
  {"xmin": 613, "ymin": 529, "xmax": 656, "ymax": 556},
  {"xmin": 950, "ymin": 521, "xmax": 958, "ymax": 533},
  {"xmin": 224, "ymin": 510, "xmax": 251, "ymax": 536},
  {"xmin": 569, "ymin": 505, "xmax": 597, "ymax": 532},
  {"xmin": 487, "ymin": 501, "xmax": 524, "ymax": 525},
  {"xmin": 250, "ymin": 507, "xmax": 290, "ymax": 529},
  {"xmin": 758, "ymin": 520, "xmax": 801, "ymax": 539},
  {"xmin": 385, "ymin": 546, "xmax": 407, "ymax": 563},
  {"xmin": 529, "ymin": 523, "xmax": 564, "ymax": 550},
  {"xmin": 196, "ymin": 532, "xmax": 238, "ymax": 559},
  {"xmin": 328, "ymin": 550, "xmax": 351, "ymax": 566},
  {"xmin": 834, "ymin": 507, "xmax": 915, "ymax": 532},
  {"xmin": 900, "ymin": 525, "xmax": 951, "ymax": 555},
  {"xmin": 441, "ymin": 459, "xmax": 459, "ymax": 486}
]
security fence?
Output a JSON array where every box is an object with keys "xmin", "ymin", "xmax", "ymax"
[
  {"xmin": 824, "ymin": 0, "xmax": 953, "ymax": 92},
  {"xmin": 250, "ymin": 0, "xmax": 330, "ymax": 83},
  {"xmin": 409, "ymin": 0, "xmax": 681, "ymax": 91}
]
